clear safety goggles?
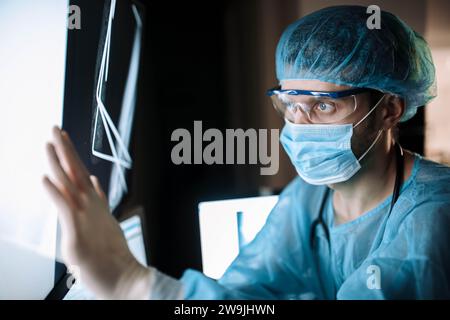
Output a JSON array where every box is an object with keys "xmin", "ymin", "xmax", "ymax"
[{"xmin": 266, "ymin": 86, "xmax": 372, "ymax": 124}]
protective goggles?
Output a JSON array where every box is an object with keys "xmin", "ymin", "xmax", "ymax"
[{"xmin": 266, "ymin": 86, "xmax": 372, "ymax": 124}]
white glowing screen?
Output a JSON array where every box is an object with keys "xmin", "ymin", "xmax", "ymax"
[
  {"xmin": 198, "ymin": 196, "xmax": 278, "ymax": 280},
  {"xmin": 0, "ymin": 0, "xmax": 68, "ymax": 299}
]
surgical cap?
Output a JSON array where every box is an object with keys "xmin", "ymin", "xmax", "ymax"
[{"xmin": 275, "ymin": 5, "xmax": 437, "ymax": 121}]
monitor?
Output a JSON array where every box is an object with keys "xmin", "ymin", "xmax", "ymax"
[
  {"xmin": 198, "ymin": 196, "xmax": 279, "ymax": 280},
  {"xmin": 0, "ymin": 0, "xmax": 69, "ymax": 299}
]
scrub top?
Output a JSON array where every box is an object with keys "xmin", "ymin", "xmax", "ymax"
[{"xmin": 180, "ymin": 154, "xmax": 450, "ymax": 299}]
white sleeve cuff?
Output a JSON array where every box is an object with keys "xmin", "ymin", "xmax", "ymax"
[{"xmin": 148, "ymin": 267, "xmax": 185, "ymax": 300}]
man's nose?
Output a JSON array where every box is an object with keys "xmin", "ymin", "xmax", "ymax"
[{"xmin": 291, "ymin": 107, "xmax": 312, "ymax": 124}]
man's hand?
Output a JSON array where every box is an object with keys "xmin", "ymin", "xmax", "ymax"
[{"xmin": 43, "ymin": 126, "xmax": 151, "ymax": 299}]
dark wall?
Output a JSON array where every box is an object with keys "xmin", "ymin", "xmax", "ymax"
[{"xmin": 398, "ymin": 108, "xmax": 425, "ymax": 154}]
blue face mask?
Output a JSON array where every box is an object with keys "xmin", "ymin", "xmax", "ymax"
[{"xmin": 280, "ymin": 95, "xmax": 385, "ymax": 185}]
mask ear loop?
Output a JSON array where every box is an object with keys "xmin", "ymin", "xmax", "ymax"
[
  {"xmin": 353, "ymin": 93, "xmax": 387, "ymax": 162},
  {"xmin": 354, "ymin": 93, "xmax": 386, "ymax": 128},
  {"xmin": 358, "ymin": 129, "xmax": 383, "ymax": 162}
]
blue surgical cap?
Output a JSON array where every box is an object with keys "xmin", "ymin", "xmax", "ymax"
[{"xmin": 275, "ymin": 5, "xmax": 437, "ymax": 121}]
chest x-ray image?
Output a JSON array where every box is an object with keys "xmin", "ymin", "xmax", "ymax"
[
  {"xmin": 62, "ymin": 0, "xmax": 145, "ymax": 213},
  {"xmin": 91, "ymin": 0, "xmax": 143, "ymax": 210}
]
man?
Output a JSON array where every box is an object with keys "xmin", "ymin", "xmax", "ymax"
[{"xmin": 43, "ymin": 6, "xmax": 450, "ymax": 299}]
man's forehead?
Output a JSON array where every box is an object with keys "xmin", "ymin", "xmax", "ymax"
[{"xmin": 280, "ymin": 79, "xmax": 354, "ymax": 92}]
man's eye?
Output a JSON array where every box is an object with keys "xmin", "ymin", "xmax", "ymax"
[{"xmin": 315, "ymin": 102, "xmax": 335, "ymax": 113}]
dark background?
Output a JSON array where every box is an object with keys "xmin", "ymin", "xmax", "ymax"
[{"xmin": 63, "ymin": 0, "xmax": 428, "ymax": 280}]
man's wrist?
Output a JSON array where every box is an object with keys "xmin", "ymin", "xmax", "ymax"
[{"xmin": 113, "ymin": 258, "xmax": 153, "ymax": 299}]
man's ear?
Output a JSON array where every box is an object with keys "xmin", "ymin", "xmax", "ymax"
[{"xmin": 381, "ymin": 95, "xmax": 405, "ymax": 130}]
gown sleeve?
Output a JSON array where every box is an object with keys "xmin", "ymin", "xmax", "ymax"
[{"xmin": 180, "ymin": 179, "xmax": 327, "ymax": 299}]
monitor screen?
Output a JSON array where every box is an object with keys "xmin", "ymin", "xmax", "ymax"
[
  {"xmin": 198, "ymin": 196, "xmax": 279, "ymax": 280},
  {"xmin": 0, "ymin": 0, "xmax": 69, "ymax": 299}
]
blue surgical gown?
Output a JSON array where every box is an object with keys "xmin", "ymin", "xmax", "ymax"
[{"xmin": 180, "ymin": 154, "xmax": 450, "ymax": 299}]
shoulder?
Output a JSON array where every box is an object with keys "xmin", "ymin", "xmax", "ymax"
[
  {"xmin": 400, "ymin": 155, "xmax": 450, "ymax": 222},
  {"xmin": 391, "ymin": 156, "xmax": 450, "ymax": 254},
  {"xmin": 413, "ymin": 156, "xmax": 450, "ymax": 202},
  {"xmin": 400, "ymin": 199, "xmax": 450, "ymax": 238},
  {"xmin": 397, "ymin": 155, "xmax": 450, "ymax": 214},
  {"xmin": 269, "ymin": 176, "xmax": 327, "ymax": 225}
]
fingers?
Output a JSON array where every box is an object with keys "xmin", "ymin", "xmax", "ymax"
[
  {"xmin": 46, "ymin": 143, "xmax": 80, "ymax": 209},
  {"xmin": 52, "ymin": 126, "xmax": 93, "ymax": 191},
  {"xmin": 90, "ymin": 175, "xmax": 107, "ymax": 202},
  {"xmin": 42, "ymin": 176, "xmax": 76, "ymax": 228},
  {"xmin": 61, "ymin": 129, "xmax": 91, "ymax": 178}
]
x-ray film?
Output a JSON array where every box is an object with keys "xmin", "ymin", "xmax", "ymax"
[{"xmin": 91, "ymin": 0, "xmax": 143, "ymax": 210}]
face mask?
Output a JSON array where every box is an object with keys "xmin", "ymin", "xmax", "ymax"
[{"xmin": 280, "ymin": 95, "xmax": 385, "ymax": 185}]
